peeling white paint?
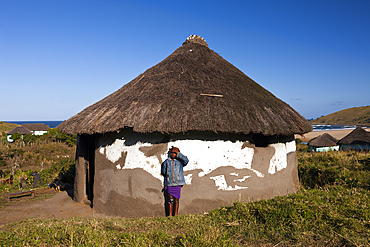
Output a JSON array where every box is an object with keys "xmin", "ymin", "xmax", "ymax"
[
  {"xmin": 286, "ymin": 140, "xmax": 296, "ymax": 154},
  {"xmin": 104, "ymin": 139, "xmax": 127, "ymax": 163},
  {"xmin": 210, "ymin": 175, "xmax": 248, "ymax": 191},
  {"xmin": 167, "ymin": 140, "xmax": 254, "ymax": 177},
  {"xmin": 98, "ymin": 137, "xmax": 296, "ymax": 191},
  {"xmin": 248, "ymin": 167, "xmax": 265, "ymax": 178},
  {"xmin": 268, "ymin": 140, "xmax": 296, "ymax": 174},
  {"xmin": 234, "ymin": 176, "xmax": 251, "ymax": 182},
  {"xmin": 184, "ymin": 174, "xmax": 193, "ymax": 184},
  {"xmin": 100, "ymin": 138, "xmax": 165, "ymax": 181}
]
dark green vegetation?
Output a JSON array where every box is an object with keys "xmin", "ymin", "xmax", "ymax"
[
  {"xmin": 0, "ymin": 157, "xmax": 75, "ymax": 197},
  {"xmin": 311, "ymin": 105, "xmax": 370, "ymax": 126},
  {"xmin": 1, "ymin": 147, "xmax": 369, "ymax": 246},
  {"xmin": 0, "ymin": 129, "xmax": 76, "ymax": 198}
]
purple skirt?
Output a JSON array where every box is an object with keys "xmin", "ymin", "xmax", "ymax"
[{"xmin": 165, "ymin": 186, "xmax": 182, "ymax": 199}]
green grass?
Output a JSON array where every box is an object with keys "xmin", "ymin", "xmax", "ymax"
[
  {"xmin": 298, "ymin": 150, "xmax": 370, "ymax": 190},
  {"xmin": 1, "ymin": 150, "xmax": 370, "ymax": 246}
]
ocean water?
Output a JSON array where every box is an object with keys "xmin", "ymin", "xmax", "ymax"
[
  {"xmin": 312, "ymin": 124, "xmax": 357, "ymax": 131},
  {"xmin": 4, "ymin": 121, "xmax": 63, "ymax": 128}
]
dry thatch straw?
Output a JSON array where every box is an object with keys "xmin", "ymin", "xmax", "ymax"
[
  {"xmin": 338, "ymin": 126, "xmax": 370, "ymax": 145},
  {"xmin": 6, "ymin": 126, "xmax": 32, "ymax": 135},
  {"xmin": 308, "ymin": 133, "xmax": 338, "ymax": 147},
  {"xmin": 58, "ymin": 35, "xmax": 312, "ymax": 136}
]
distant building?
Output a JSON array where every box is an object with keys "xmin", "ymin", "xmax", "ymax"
[
  {"xmin": 21, "ymin": 123, "xmax": 49, "ymax": 135},
  {"xmin": 6, "ymin": 126, "xmax": 32, "ymax": 142},
  {"xmin": 5, "ymin": 123, "xmax": 49, "ymax": 142},
  {"xmin": 308, "ymin": 133, "xmax": 339, "ymax": 152},
  {"xmin": 338, "ymin": 127, "xmax": 370, "ymax": 151}
]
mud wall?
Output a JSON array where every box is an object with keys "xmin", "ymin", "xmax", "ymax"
[
  {"xmin": 74, "ymin": 135, "xmax": 86, "ymax": 203},
  {"xmin": 92, "ymin": 129, "xmax": 299, "ymax": 217}
]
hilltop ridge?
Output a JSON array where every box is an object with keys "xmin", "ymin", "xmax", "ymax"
[
  {"xmin": 0, "ymin": 122, "xmax": 19, "ymax": 133},
  {"xmin": 310, "ymin": 105, "xmax": 370, "ymax": 126}
]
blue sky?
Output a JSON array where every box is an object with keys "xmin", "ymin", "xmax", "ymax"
[{"xmin": 1, "ymin": 0, "xmax": 369, "ymax": 121}]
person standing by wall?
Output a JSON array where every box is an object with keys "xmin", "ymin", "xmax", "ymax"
[
  {"xmin": 31, "ymin": 171, "xmax": 42, "ymax": 188},
  {"xmin": 161, "ymin": 146, "xmax": 189, "ymax": 216}
]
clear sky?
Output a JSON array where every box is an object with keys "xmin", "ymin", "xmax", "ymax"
[{"xmin": 1, "ymin": 0, "xmax": 369, "ymax": 121}]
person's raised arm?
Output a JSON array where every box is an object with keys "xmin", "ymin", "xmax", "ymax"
[{"xmin": 176, "ymin": 152, "xmax": 189, "ymax": 166}]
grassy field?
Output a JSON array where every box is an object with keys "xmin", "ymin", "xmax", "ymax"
[{"xmin": 0, "ymin": 148, "xmax": 369, "ymax": 246}]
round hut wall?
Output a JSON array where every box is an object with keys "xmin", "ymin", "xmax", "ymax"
[{"xmin": 75, "ymin": 128, "xmax": 299, "ymax": 217}]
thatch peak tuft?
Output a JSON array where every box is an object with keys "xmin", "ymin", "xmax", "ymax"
[{"xmin": 182, "ymin": 35, "xmax": 208, "ymax": 47}]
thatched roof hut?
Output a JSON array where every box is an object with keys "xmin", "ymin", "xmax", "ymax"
[
  {"xmin": 6, "ymin": 126, "xmax": 32, "ymax": 135},
  {"xmin": 338, "ymin": 127, "xmax": 370, "ymax": 145},
  {"xmin": 308, "ymin": 133, "xmax": 337, "ymax": 147},
  {"xmin": 58, "ymin": 35, "xmax": 311, "ymax": 136},
  {"xmin": 338, "ymin": 127, "xmax": 370, "ymax": 150},
  {"xmin": 58, "ymin": 35, "xmax": 312, "ymax": 217},
  {"xmin": 22, "ymin": 123, "xmax": 49, "ymax": 131},
  {"xmin": 308, "ymin": 133, "xmax": 339, "ymax": 152},
  {"xmin": 6, "ymin": 126, "xmax": 33, "ymax": 142}
]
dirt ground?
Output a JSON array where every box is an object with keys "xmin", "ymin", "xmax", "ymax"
[{"xmin": 0, "ymin": 188, "xmax": 94, "ymax": 227}]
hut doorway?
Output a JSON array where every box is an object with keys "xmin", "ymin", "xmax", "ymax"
[
  {"xmin": 75, "ymin": 134, "xmax": 95, "ymax": 206},
  {"xmin": 84, "ymin": 135, "xmax": 95, "ymax": 204}
]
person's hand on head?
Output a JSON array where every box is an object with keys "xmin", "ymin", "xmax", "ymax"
[{"xmin": 171, "ymin": 146, "xmax": 180, "ymax": 154}]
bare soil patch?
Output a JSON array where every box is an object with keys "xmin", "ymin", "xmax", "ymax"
[{"xmin": 0, "ymin": 188, "xmax": 94, "ymax": 226}]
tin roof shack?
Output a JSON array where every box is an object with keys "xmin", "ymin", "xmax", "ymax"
[
  {"xmin": 338, "ymin": 127, "xmax": 370, "ymax": 151},
  {"xmin": 308, "ymin": 133, "xmax": 339, "ymax": 152},
  {"xmin": 58, "ymin": 35, "xmax": 312, "ymax": 217}
]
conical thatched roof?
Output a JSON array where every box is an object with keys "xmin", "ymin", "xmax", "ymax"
[
  {"xmin": 58, "ymin": 35, "xmax": 312, "ymax": 136},
  {"xmin": 338, "ymin": 127, "xmax": 370, "ymax": 145},
  {"xmin": 22, "ymin": 123, "xmax": 49, "ymax": 131},
  {"xmin": 6, "ymin": 126, "xmax": 32, "ymax": 135},
  {"xmin": 308, "ymin": 133, "xmax": 338, "ymax": 147}
]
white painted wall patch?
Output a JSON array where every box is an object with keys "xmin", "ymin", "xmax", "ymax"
[
  {"xmin": 210, "ymin": 175, "xmax": 248, "ymax": 191},
  {"xmin": 98, "ymin": 136, "xmax": 296, "ymax": 191}
]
